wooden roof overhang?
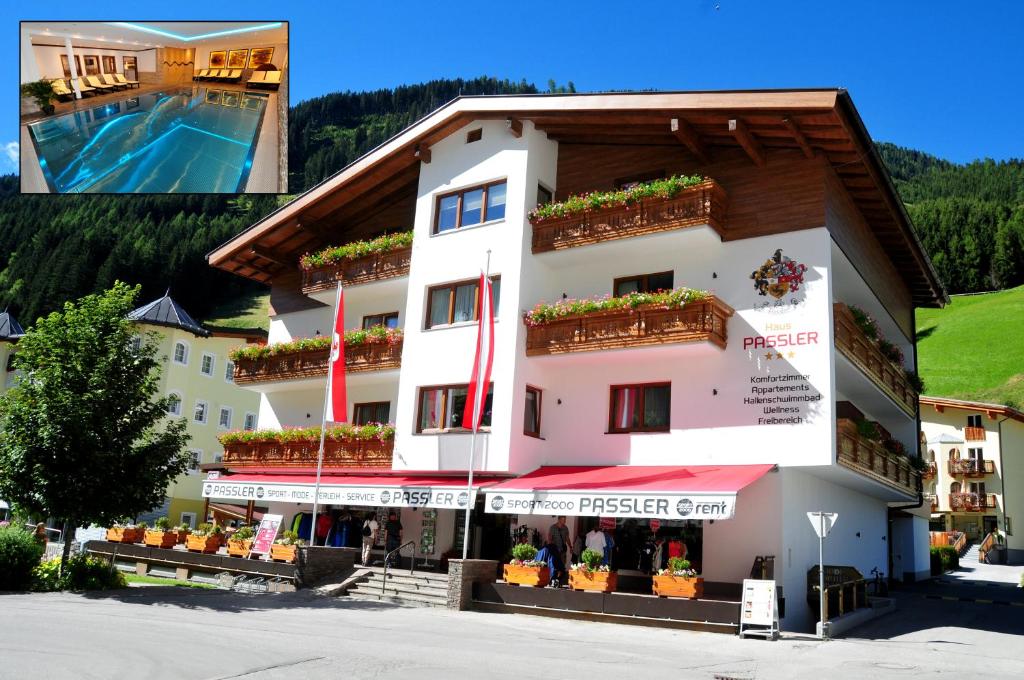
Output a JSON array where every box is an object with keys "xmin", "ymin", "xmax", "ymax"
[
  {"xmin": 920, "ymin": 396, "xmax": 1024, "ymax": 424},
  {"xmin": 208, "ymin": 89, "xmax": 946, "ymax": 307}
]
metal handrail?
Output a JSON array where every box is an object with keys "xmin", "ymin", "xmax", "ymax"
[{"xmin": 382, "ymin": 541, "xmax": 416, "ymax": 598}]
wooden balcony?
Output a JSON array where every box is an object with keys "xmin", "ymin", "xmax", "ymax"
[
  {"xmin": 836, "ymin": 418, "xmax": 920, "ymax": 497},
  {"xmin": 947, "ymin": 457, "xmax": 995, "ymax": 477},
  {"xmin": 222, "ymin": 437, "xmax": 393, "ymax": 468},
  {"xmin": 964, "ymin": 426, "xmax": 986, "ymax": 441},
  {"xmin": 301, "ymin": 246, "xmax": 412, "ymax": 295},
  {"xmin": 922, "ymin": 461, "xmax": 937, "ymax": 479},
  {"xmin": 524, "ymin": 298, "xmax": 734, "ymax": 356},
  {"xmin": 948, "ymin": 492, "xmax": 997, "ymax": 512},
  {"xmin": 833, "ymin": 303, "xmax": 917, "ymax": 417},
  {"xmin": 530, "ymin": 180, "xmax": 727, "ymax": 253},
  {"xmin": 234, "ymin": 340, "xmax": 402, "ymax": 385}
]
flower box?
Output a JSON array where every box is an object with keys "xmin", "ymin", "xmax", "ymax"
[
  {"xmin": 270, "ymin": 544, "xmax": 299, "ymax": 563},
  {"xmin": 144, "ymin": 530, "xmax": 178, "ymax": 550},
  {"xmin": 176, "ymin": 529, "xmax": 191, "ymax": 544},
  {"xmin": 652, "ymin": 575, "xmax": 704, "ymax": 599},
  {"xmin": 503, "ymin": 564, "xmax": 550, "ymax": 587},
  {"xmin": 568, "ymin": 569, "xmax": 617, "ymax": 593},
  {"xmin": 227, "ymin": 538, "xmax": 253, "ymax": 558},
  {"xmin": 106, "ymin": 527, "xmax": 143, "ymax": 544},
  {"xmin": 185, "ymin": 534, "xmax": 221, "ymax": 554}
]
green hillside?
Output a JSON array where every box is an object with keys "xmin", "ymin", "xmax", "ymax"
[{"xmin": 916, "ymin": 286, "xmax": 1024, "ymax": 407}]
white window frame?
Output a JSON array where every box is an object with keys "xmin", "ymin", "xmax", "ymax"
[
  {"xmin": 186, "ymin": 449, "xmax": 202, "ymax": 474},
  {"xmin": 200, "ymin": 352, "xmax": 216, "ymax": 377},
  {"xmin": 243, "ymin": 412, "xmax": 257, "ymax": 431},
  {"xmin": 193, "ymin": 400, "xmax": 209, "ymax": 424},
  {"xmin": 180, "ymin": 512, "xmax": 196, "ymax": 529},
  {"xmin": 218, "ymin": 406, "xmax": 233, "ymax": 430},
  {"xmin": 173, "ymin": 341, "xmax": 190, "ymax": 366},
  {"xmin": 166, "ymin": 391, "xmax": 183, "ymax": 417},
  {"xmin": 224, "ymin": 360, "xmax": 235, "ymax": 383}
]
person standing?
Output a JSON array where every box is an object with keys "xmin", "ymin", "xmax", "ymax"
[
  {"xmin": 384, "ymin": 512, "xmax": 403, "ymax": 567},
  {"xmin": 585, "ymin": 525, "xmax": 605, "ymax": 556},
  {"xmin": 548, "ymin": 516, "xmax": 570, "ymax": 571},
  {"xmin": 361, "ymin": 513, "xmax": 379, "ymax": 566}
]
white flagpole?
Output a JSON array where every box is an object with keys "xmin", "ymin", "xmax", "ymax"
[
  {"xmin": 310, "ymin": 281, "xmax": 342, "ymax": 546},
  {"xmin": 462, "ymin": 250, "xmax": 491, "ymax": 560}
]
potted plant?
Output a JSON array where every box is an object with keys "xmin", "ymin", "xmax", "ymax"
[
  {"xmin": 568, "ymin": 548, "xmax": 617, "ymax": 593},
  {"xmin": 227, "ymin": 525, "xmax": 255, "ymax": 558},
  {"xmin": 185, "ymin": 523, "xmax": 222, "ymax": 554},
  {"xmin": 652, "ymin": 557, "xmax": 703, "ymax": 599},
  {"xmin": 106, "ymin": 522, "xmax": 143, "ymax": 544},
  {"xmin": 175, "ymin": 523, "xmax": 192, "ymax": 544},
  {"xmin": 144, "ymin": 517, "xmax": 178, "ymax": 549},
  {"xmin": 20, "ymin": 79, "xmax": 57, "ymax": 116},
  {"xmin": 503, "ymin": 543, "xmax": 550, "ymax": 587},
  {"xmin": 270, "ymin": 530, "xmax": 305, "ymax": 563}
]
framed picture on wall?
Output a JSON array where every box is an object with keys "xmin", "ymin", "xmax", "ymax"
[
  {"xmin": 209, "ymin": 51, "xmax": 226, "ymax": 68},
  {"xmin": 227, "ymin": 49, "xmax": 248, "ymax": 69},
  {"xmin": 101, "ymin": 56, "xmax": 116, "ymax": 74},
  {"xmin": 247, "ymin": 47, "xmax": 274, "ymax": 69},
  {"xmin": 60, "ymin": 54, "xmax": 82, "ymax": 79},
  {"xmin": 83, "ymin": 55, "xmax": 100, "ymax": 75}
]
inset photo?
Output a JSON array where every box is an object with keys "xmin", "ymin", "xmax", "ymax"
[{"xmin": 19, "ymin": 21, "xmax": 288, "ymax": 194}]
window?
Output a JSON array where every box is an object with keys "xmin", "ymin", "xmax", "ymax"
[
  {"xmin": 968, "ymin": 447, "xmax": 983, "ymax": 460},
  {"xmin": 537, "ymin": 184, "xmax": 553, "ymax": 207},
  {"xmin": 524, "ymin": 386, "xmax": 542, "ymax": 437},
  {"xmin": 5, "ymin": 353, "xmax": 15, "ymax": 372},
  {"xmin": 967, "ymin": 414, "xmax": 982, "ymax": 428},
  {"xmin": 466, "ymin": 128, "xmax": 483, "ymax": 144},
  {"xmin": 434, "ymin": 180, "xmax": 507, "ymax": 233},
  {"xmin": 130, "ymin": 335, "xmax": 142, "ymax": 353},
  {"xmin": 218, "ymin": 407, "xmax": 233, "ymax": 430},
  {"xmin": 214, "ymin": 453, "xmax": 223, "ymax": 464},
  {"xmin": 950, "ymin": 481, "xmax": 961, "ymax": 494},
  {"xmin": 186, "ymin": 450, "xmax": 202, "ymax": 473},
  {"xmin": 243, "ymin": 413, "xmax": 257, "ymax": 431},
  {"xmin": 969, "ymin": 482, "xmax": 986, "ymax": 496},
  {"xmin": 224, "ymin": 360, "xmax": 235, "ymax": 382},
  {"xmin": 200, "ymin": 353, "xmax": 215, "ymax": 377},
  {"xmin": 354, "ymin": 402, "xmax": 391, "ymax": 425},
  {"xmin": 362, "ymin": 312, "xmax": 399, "ymax": 329},
  {"xmin": 614, "ymin": 271, "xmax": 674, "ymax": 296},
  {"xmin": 417, "ymin": 384, "xmax": 493, "ymax": 432},
  {"xmin": 101, "ymin": 55, "xmax": 116, "ymax": 73},
  {"xmin": 193, "ymin": 400, "xmax": 208, "ymax": 424},
  {"xmin": 426, "ymin": 276, "xmax": 500, "ymax": 328},
  {"xmin": 166, "ymin": 392, "xmax": 182, "ymax": 416},
  {"xmin": 609, "ymin": 383, "xmax": 671, "ymax": 433},
  {"xmin": 180, "ymin": 512, "xmax": 196, "ymax": 529},
  {"xmin": 173, "ymin": 341, "xmax": 189, "ymax": 365}
]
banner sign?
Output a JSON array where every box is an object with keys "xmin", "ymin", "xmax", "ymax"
[
  {"xmin": 249, "ymin": 514, "xmax": 283, "ymax": 556},
  {"xmin": 599, "ymin": 516, "xmax": 617, "ymax": 530},
  {"xmin": 484, "ymin": 491, "xmax": 736, "ymax": 520},
  {"xmin": 203, "ymin": 479, "xmax": 477, "ymax": 510}
]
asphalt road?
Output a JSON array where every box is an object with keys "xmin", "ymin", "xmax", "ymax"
[{"xmin": 2, "ymin": 585, "xmax": 1022, "ymax": 680}]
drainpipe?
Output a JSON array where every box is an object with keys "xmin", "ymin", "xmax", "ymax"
[{"xmin": 995, "ymin": 416, "xmax": 1009, "ymax": 538}]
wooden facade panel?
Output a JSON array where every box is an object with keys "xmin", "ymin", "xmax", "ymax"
[{"xmin": 268, "ymin": 271, "xmax": 327, "ymax": 316}]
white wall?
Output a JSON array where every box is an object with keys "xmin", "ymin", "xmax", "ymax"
[
  {"xmin": 703, "ymin": 471, "xmax": 783, "ymax": 584},
  {"xmin": 30, "ymin": 44, "xmax": 156, "ymax": 80}
]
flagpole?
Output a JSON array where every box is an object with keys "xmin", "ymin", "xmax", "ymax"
[
  {"xmin": 310, "ymin": 281, "xmax": 342, "ymax": 546},
  {"xmin": 462, "ymin": 250, "xmax": 491, "ymax": 560}
]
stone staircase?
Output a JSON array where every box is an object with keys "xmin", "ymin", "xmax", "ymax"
[
  {"xmin": 344, "ymin": 566, "xmax": 449, "ymax": 607},
  {"xmin": 963, "ymin": 542, "xmax": 980, "ymax": 563}
]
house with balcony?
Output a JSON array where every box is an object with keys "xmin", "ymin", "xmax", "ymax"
[
  {"xmin": 920, "ymin": 396, "xmax": 1024, "ymax": 564},
  {"xmin": 205, "ymin": 90, "xmax": 944, "ymax": 632}
]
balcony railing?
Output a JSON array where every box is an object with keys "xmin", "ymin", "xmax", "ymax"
[
  {"xmin": 301, "ymin": 246, "xmax": 412, "ymax": 295},
  {"xmin": 234, "ymin": 340, "xmax": 403, "ymax": 385},
  {"xmin": 947, "ymin": 458, "xmax": 995, "ymax": 477},
  {"xmin": 222, "ymin": 437, "xmax": 394, "ymax": 468},
  {"xmin": 530, "ymin": 180, "xmax": 727, "ymax": 253},
  {"xmin": 964, "ymin": 426, "xmax": 986, "ymax": 441},
  {"xmin": 836, "ymin": 418, "xmax": 920, "ymax": 497},
  {"xmin": 524, "ymin": 298, "xmax": 734, "ymax": 356},
  {"xmin": 833, "ymin": 303, "xmax": 917, "ymax": 417},
  {"xmin": 949, "ymin": 492, "xmax": 997, "ymax": 512},
  {"xmin": 922, "ymin": 461, "xmax": 937, "ymax": 479}
]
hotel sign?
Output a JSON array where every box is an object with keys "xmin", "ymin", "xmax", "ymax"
[
  {"xmin": 202, "ymin": 479, "xmax": 476, "ymax": 510},
  {"xmin": 485, "ymin": 491, "xmax": 736, "ymax": 520}
]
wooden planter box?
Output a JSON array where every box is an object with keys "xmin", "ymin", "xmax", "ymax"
[
  {"xmin": 106, "ymin": 527, "xmax": 143, "ymax": 543},
  {"xmin": 270, "ymin": 544, "xmax": 299, "ymax": 563},
  {"xmin": 185, "ymin": 534, "xmax": 221, "ymax": 554},
  {"xmin": 652, "ymin": 574, "xmax": 704, "ymax": 599},
  {"xmin": 144, "ymin": 530, "xmax": 178, "ymax": 549},
  {"xmin": 503, "ymin": 564, "xmax": 551, "ymax": 587},
  {"xmin": 568, "ymin": 569, "xmax": 617, "ymax": 593},
  {"xmin": 227, "ymin": 538, "xmax": 253, "ymax": 558}
]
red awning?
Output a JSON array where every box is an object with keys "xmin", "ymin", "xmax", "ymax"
[{"xmin": 484, "ymin": 464, "xmax": 775, "ymax": 520}]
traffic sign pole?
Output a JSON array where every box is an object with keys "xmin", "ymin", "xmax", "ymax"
[{"xmin": 819, "ymin": 512, "xmax": 825, "ymax": 639}]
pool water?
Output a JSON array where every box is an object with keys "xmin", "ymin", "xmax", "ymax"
[{"xmin": 27, "ymin": 88, "xmax": 269, "ymax": 193}]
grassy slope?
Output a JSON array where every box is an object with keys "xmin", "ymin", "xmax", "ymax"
[
  {"xmin": 916, "ymin": 285, "xmax": 1024, "ymax": 407},
  {"xmin": 201, "ymin": 291, "xmax": 271, "ymax": 332}
]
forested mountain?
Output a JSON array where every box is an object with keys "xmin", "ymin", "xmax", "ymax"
[{"xmin": 1, "ymin": 80, "xmax": 1022, "ymax": 326}]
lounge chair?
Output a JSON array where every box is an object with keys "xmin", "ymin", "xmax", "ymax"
[
  {"xmin": 114, "ymin": 73, "xmax": 139, "ymax": 89},
  {"xmin": 260, "ymin": 70, "xmax": 282, "ymax": 90},
  {"xmin": 246, "ymin": 70, "xmax": 266, "ymax": 86},
  {"xmin": 50, "ymin": 79, "xmax": 74, "ymax": 101},
  {"xmin": 101, "ymin": 74, "xmax": 127, "ymax": 90},
  {"xmin": 224, "ymin": 69, "xmax": 242, "ymax": 82},
  {"xmin": 193, "ymin": 69, "xmax": 208, "ymax": 81},
  {"xmin": 214, "ymin": 69, "xmax": 231, "ymax": 80},
  {"xmin": 86, "ymin": 75, "xmax": 115, "ymax": 92},
  {"xmin": 76, "ymin": 77, "xmax": 98, "ymax": 96}
]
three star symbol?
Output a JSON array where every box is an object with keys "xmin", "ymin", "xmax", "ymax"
[{"xmin": 763, "ymin": 351, "xmax": 797, "ymax": 360}]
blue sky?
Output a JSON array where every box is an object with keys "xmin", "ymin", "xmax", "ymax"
[{"xmin": 7, "ymin": 1, "xmax": 1024, "ymax": 174}]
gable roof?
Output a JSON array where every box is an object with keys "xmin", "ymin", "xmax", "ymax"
[
  {"xmin": 129, "ymin": 292, "xmax": 210, "ymax": 337},
  {"xmin": 207, "ymin": 88, "xmax": 946, "ymax": 307},
  {"xmin": 0, "ymin": 310, "xmax": 24, "ymax": 340}
]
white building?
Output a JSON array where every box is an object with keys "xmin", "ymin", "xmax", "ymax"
[{"xmin": 204, "ymin": 90, "xmax": 945, "ymax": 632}]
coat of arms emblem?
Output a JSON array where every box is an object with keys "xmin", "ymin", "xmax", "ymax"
[{"xmin": 751, "ymin": 249, "xmax": 807, "ymax": 299}]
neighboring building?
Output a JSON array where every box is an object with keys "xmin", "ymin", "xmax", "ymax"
[
  {"xmin": 0, "ymin": 310, "xmax": 24, "ymax": 396},
  {"xmin": 129, "ymin": 293, "xmax": 264, "ymax": 527},
  {"xmin": 920, "ymin": 396, "xmax": 1024, "ymax": 563},
  {"xmin": 204, "ymin": 90, "xmax": 945, "ymax": 632}
]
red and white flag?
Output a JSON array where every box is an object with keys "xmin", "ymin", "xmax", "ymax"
[
  {"xmin": 324, "ymin": 282, "xmax": 347, "ymax": 423},
  {"xmin": 463, "ymin": 273, "xmax": 494, "ymax": 432}
]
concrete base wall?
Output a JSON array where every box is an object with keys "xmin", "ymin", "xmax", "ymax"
[{"xmin": 448, "ymin": 559, "xmax": 498, "ymax": 610}]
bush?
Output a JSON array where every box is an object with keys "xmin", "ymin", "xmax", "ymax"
[
  {"xmin": 511, "ymin": 543, "xmax": 538, "ymax": 562},
  {"xmin": 154, "ymin": 517, "xmax": 172, "ymax": 531},
  {"xmin": 930, "ymin": 545, "xmax": 959, "ymax": 574},
  {"xmin": 232, "ymin": 526, "xmax": 254, "ymax": 541},
  {"xmin": 0, "ymin": 525, "xmax": 45, "ymax": 590},
  {"xmin": 581, "ymin": 548, "xmax": 603, "ymax": 569},
  {"xmin": 33, "ymin": 555, "xmax": 127, "ymax": 592}
]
